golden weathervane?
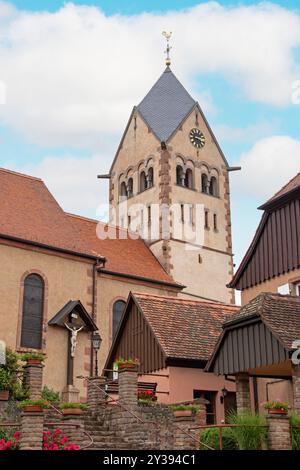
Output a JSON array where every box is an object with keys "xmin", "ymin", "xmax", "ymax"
[{"xmin": 162, "ymin": 31, "xmax": 172, "ymax": 66}]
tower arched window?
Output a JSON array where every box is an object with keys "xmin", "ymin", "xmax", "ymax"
[
  {"xmin": 201, "ymin": 174, "xmax": 208, "ymax": 194},
  {"xmin": 209, "ymin": 176, "xmax": 218, "ymax": 197},
  {"xmin": 185, "ymin": 168, "xmax": 193, "ymax": 189},
  {"xmin": 140, "ymin": 171, "xmax": 147, "ymax": 192},
  {"xmin": 112, "ymin": 300, "xmax": 126, "ymax": 339},
  {"xmin": 176, "ymin": 165, "xmax": 184, "ymax": 186},
  {"xmin": 120, "ymin": 182, "xmax": 127, "ymax": 199},
  {"xmin": 148, "ymin": 168, "xmax": 154, "ymax": 188},
  {"xmin": 127, "ymin": 178, "xmax": 133, "ymax": 198},
  {"xmin": 20, "ymin": 274, "xmax": 44, "ymax": 349}
]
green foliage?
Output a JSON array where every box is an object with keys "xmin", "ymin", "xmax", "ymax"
[
  {"xmin": 59, "ymin": 402, "xmax": 89, "ymax": 410},
  {"xmin": 19, "ymin": 352, "xmax": 46, "ymax": 362},
  {"xmin": 171, "ymin": 405, "xmax": 199, "ymax": 413},
  {"xmin": 0, "ymin": 368, "xmax": 12, "ymax": 391},
  {"xmin": 3, "ymin": 349, "xmax": 21, "ymax": 375},
  {"xmin": 290, "ymin": 412, "xmax": 300, "ymax": 450},
  {"xmin": 199, "ymin": 427, "xmax": 237, "ymax": 450},
  {"xmin": 227, "ymin": 411, "xmax": 267, "ymax": 450},
  {"xmin": 114, "ymin": 357, "xmax": 139, "ymax": 366},
  {"xmin": 42, "ymin": 386, "xmax": 60, "ymax": 403},
  {"xmin": 0, "ymin": 349, "xmax": 28, "ymax": 400},
  {"xmin": 19, "ymin": 399, "xmax": 49, "ymax": 409},
  {"xmin": 263, "ymin": 400, "xmax": 289, "ymax": 412}
]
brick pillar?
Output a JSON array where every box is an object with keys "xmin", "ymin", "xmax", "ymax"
[
  {"xmin": 173, "ymin": 416, "xmax": 198, "ymax": 450},
  {"xmin": 61, "ymin": 414, "xmax": 85, "ymax": 448},
  {"xmin": 23, "ymin": 363, "xmax": 43, "ymax": 400},
  {"xmin": 118, "ymin": 367, "xmax": 138, "ymax": 408},
  {"xmin": 267, "ymin": 414, "xmax": 291, "ymax": 450},
  {"xmin": 292, "ymin": 364, "xmax": 300, "ymax": 414},
  {"xmin": 236, "ymin": 373, "xmax": 251, "ymax": 414},
  {"xmin": 20, "ymin": 411, "xmax": 44, "ymax": 450},
  {"xmin": 87, "ymin": 376, "xmax": 106, "ymax": 413}
]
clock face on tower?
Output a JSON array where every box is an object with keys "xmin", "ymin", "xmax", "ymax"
[{"xmin": 189, "ymin": 128, "xmax": 205, "ymax": 149}]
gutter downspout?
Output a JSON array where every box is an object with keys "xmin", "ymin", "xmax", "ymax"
[{"xmin": 90, "ymin": 257, "xmax": 107, "ymax": 377}]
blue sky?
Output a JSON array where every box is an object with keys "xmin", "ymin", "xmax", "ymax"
[{"xmin": 0, "ymin": 0, "xmax": 300, "ymax": 270}]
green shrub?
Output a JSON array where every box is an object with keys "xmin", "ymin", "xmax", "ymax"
[
  {"xmin": 0, "ymin": 368, "xmax": 12, "ymax": 391},
  {"xmin": 290, "ymin": 412, "xmax": 300, "ymax": 450},
  {"xmin": 19, "ymin": 352, "xmax": 46, "ymax": 362},
  {"xmin": 42, "ymin": 386, "xmax": 60, "ymax": 403},
  {"xmin": 59, "ymin": 402, "xmax": 89, "ymax": 411},
  {"xmin": 18, "ymin": 399, "xmax": 49, "ymax": 409},
  {"xmin": 227, "ymin": 411, "xmax": 267, "ymax": 450},
  {"xmin": 199, "ymin": 427, "xmax": 237, "ymax": 450},
  {"xmin": 171, "ymin": 405, "xmax": 199, "ymax": 413}
]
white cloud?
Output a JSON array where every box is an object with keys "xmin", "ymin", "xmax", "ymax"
[
  {"xmin": 0, "ymin": 2, "xmax": 299, "ymax": 149},
  {"xmin": 15, "ymin": 153, "xmax": 110, "ymax": 217},
  {"xmin": 232, "ymin": 135, "xmax": 300, "ymax": 200}
]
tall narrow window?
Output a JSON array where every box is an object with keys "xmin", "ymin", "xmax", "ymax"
[
  {"xmin": 148, "ymin": 206, "xmax": 151, "ymax": 224},
  {"xmin": 185, "ymin": 169, "xmax": 193, "ymax": 189},
  {"xmin": 120, "ymin": 182, "xmax": 127, "ymax": 200},
  {"xmin": 112, "ymin": 300, "xmax": 126, "ymax": 339},
  {"xmin": 176, "ymin": 166, "xmax": 184, "ymax": 186},
  {"xmin": 201, "ymin": 174, "xmax": 208, "ymax": 193},
  {"xmin": 209, "ymin": 176, "xmax": 218, "ymax": 197},
  {"xmin": 148, "ymin": 168, "xmax": 154, "ymax": 188},
  {"xmin": 205, "ymin": 210, "xmax": 209, "ymax": 229},
  {"xmin": 140, "ymin": 171, "xmax": 147, "ymax": 192},
  {"xmin": 127, "ymin": 178, "xmax": 133, "ymax": 198},
  {"xmin": 181, "ymin": 204, "xmax": 184, "ymax": 223},
  {"xmin": 21, "ymin": 274, "xmax": 44, "ymax": 349},
  {"xmin": 213, "ymin": 213, "xmax": 217, "ymax": 231}
]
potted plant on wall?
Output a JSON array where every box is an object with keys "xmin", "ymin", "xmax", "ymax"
[
  {"xmin": 263, "ymin": 400, "xmax": 289, "ymax": 415},
  {"xmin": 20, "ymin": 352, "xmax": 46, "ymax": 366},
  {"xmin": 0, "ymin": 368, "xmax": 12, "ymax": 401},
  {"xmin": 59, "ymin": 403, "xmax": 89, "ymax": 416},
  {"xmin": 138, "ymin": 389, "xmax": 157, "ymax": 405},
  {"xmin": 19, "ymin": 399, "xmax": 49, "ymax": 412},
  {"xmin": 171, "ymin": 405, "xmax": 200, "ymax": 418},
  {"xmin": 114, "ymin": 357, "xmax": 140, "ymax": 370}
]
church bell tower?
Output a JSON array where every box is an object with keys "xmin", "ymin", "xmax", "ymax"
[{"xmin": 108, "ymin": 34, "xmax": 235, "ymax": 304}]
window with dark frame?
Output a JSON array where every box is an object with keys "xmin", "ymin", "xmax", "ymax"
[
  {"xmin": 112, "ymin": 300, "xmax": 126, "ymax": 339},
  {"xmin": 20, "ymin": 274, "xmax": 44, "ymax": 349}
]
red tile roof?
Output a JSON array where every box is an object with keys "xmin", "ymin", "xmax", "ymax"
[
  {"xmin": 0, "ymin": 168, "xmax": 177, "ymax": 286},
  {"xmin": 263, "ymin": 172, "xmax": 300, "ymax": 207},
  {"xmin": 0, "ymin": 168, "xmax": 94, "ymax": 256},
  {"xmin": 67, "ymin": 214, "xmax": 177, "ymax": 285},
  {"xmin": 224, "ymin": 292, "xmax": 300, "ymax": 351},
  {"xmin": 132, "ymin": 292, "xmax": 239, "ymax": 361}
]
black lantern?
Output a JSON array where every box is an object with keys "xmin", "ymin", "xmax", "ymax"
[
  {"xmin": 220, "ymin": 387, "xmax": 228, "ymax": 404},
  {"xmin": 92, "ymin": 331, "xmax": 102, "ymax": 377}
]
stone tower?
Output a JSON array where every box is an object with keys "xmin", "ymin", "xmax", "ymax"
[{"xmin": 108, "ymin": 66, "xmax": 235, "ymax": 304}]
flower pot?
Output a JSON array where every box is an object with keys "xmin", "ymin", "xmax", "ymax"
[
  {"xmin": 62, "ymin": 408, "xmax": 82, "ymax": 416},
  {"xmin": 268, "ymin": 409, "xmax": 288, "ymax": 415},
  {"xmin": 173, "ymin": 409, "xmax": 193, "ymax": 418},
  {"xmin": 0, "ymin": 390, "xmax": 9, "ymax": 401},
  {"xmin": 27, "ymin": 359, "xmax": 42, "ymax": 366},
  {"xmin": 118, "ymin": 363, "xmax": 138, "ymax": 370},
  {"xmin": 23, "ymin": 405, "xmax": 44, "ymax": 413}
]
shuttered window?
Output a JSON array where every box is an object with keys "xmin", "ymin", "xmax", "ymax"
[
  {"xmin": 20, "ymin": 274, "xmax": 44, "ymax": 349},
  {"xmin": 112, "ymin": 300, "xmax": 126, "ymax": 339}
]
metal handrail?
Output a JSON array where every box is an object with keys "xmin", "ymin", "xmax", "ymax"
[{"xmin": 194, "ymin": 423, "xmax": 268, "ymax": 450}]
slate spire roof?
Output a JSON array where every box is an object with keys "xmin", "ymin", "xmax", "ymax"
[{"xmin": 137, "ymin": 66, "xmax": 196, "ymax": 142}]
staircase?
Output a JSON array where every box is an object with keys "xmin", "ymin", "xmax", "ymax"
[{"xmin": 84, "ymin": 414, "xmax": 128, "ymax": 450}]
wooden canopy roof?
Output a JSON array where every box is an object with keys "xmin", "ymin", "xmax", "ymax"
[
  {"xmin": 229, "ymin": 173, "xmax": 300, "ymax": 290},
  {"xmin": 206, "ymin": 293, "xmax": 300, "ymax": 377}
]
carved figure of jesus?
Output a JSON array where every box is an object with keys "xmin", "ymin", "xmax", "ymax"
[{"xmin": 64, "ymin": 323, "xmax": 84, "ymax": 357}]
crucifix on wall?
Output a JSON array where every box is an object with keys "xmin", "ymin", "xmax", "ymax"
[{"xmin": 48, "ymin": 300, "xmax": 98, "ymax": 402}]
